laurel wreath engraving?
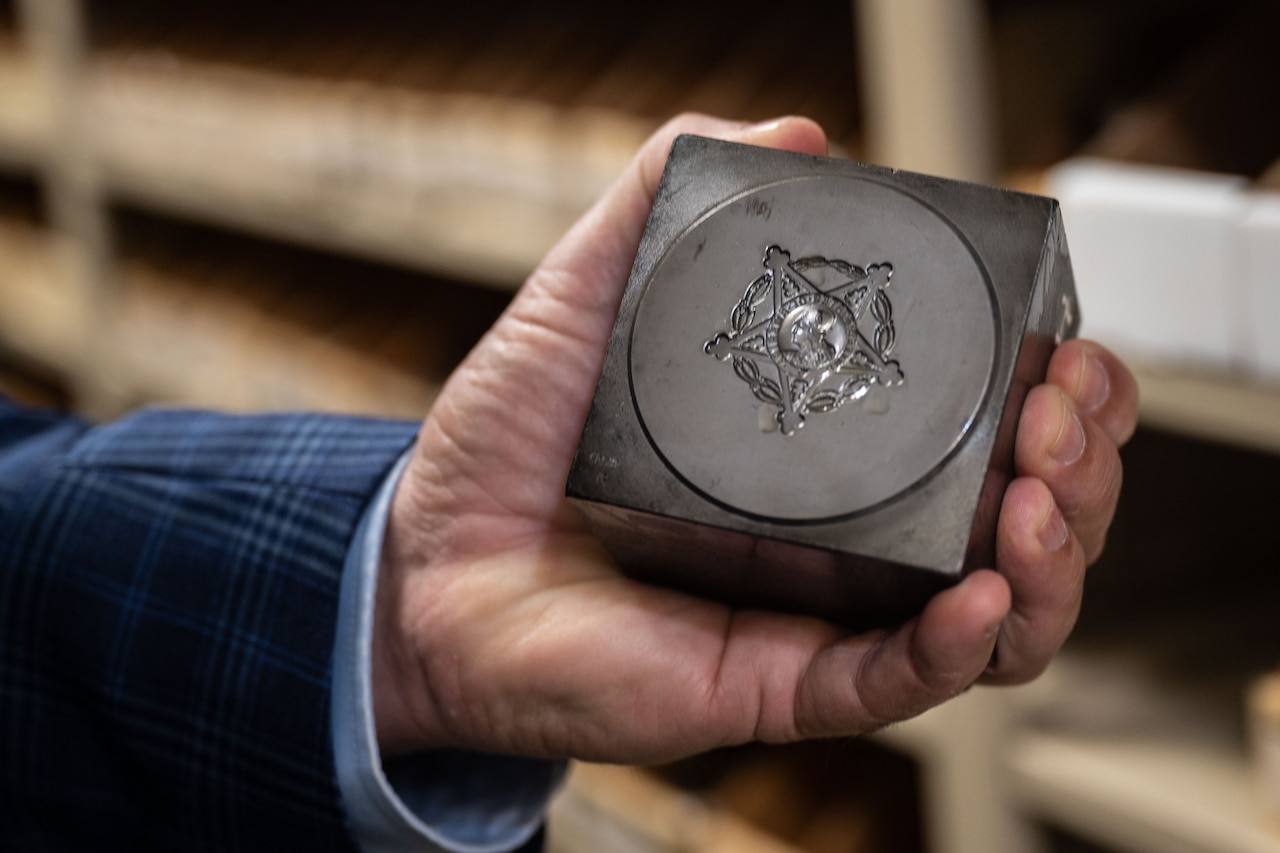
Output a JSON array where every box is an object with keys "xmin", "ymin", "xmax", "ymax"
[
  {"xmin": 730, "ymin": 274, "xmax": 772, "ymax": 334},
  {"xmin": 731, "ymin": 356, "xmax": 783, "ymax": 406}
]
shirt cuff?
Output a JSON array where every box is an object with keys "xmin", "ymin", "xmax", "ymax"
[{"xmin": 332, "ymin": 448, "xmax": 566, "ymax": 853}]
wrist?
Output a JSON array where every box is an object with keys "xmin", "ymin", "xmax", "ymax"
[{"xmin": 370, "ymin": 486, "xmax": 438, "ymax": 756}]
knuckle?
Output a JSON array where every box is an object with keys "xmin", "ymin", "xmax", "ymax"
[{"xmin": 1066, "ymin": 428, "xmax": 1123, "ymax": 518}]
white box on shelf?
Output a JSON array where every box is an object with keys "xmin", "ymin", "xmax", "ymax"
[
  {"xmin": 1241, "ymin": 192, "xmax": 1280, "ymax": 382},
  {"xmin": 1046, "ymin": 158, "xmax": 1248, "ymax": 371}
]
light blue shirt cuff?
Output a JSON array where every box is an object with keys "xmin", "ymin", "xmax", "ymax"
[{"xmin": 332, "ymin": 449, "xmax": 566, "ymax": 852}]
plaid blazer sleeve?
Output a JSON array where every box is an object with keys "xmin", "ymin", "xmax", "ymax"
[{"xmin": 0, "ymin": 400, "xmax": 420, "ymax": 851}]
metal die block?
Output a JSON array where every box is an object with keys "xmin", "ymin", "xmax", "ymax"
[{"xmin": 567, "ymin": 135, "xmax": 1079, "ymax": 627}]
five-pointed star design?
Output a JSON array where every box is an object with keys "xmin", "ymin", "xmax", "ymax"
[{"xmin": 704, "ymin": 245, "xmax": 904, "ymax": 435}]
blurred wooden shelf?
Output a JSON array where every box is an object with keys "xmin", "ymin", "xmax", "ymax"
[
  {"xmin": 87, "ymin": 54, "xmax": 655, "ymax": 289},
  {"xmin": 0, "ymin": 218, "xmax": 84, "ymax": 370},
  {"xmin": 879, "ymin": 637, "xmax": 1280, "ymax": 853},
  {"xmin": 1132, "ymin": 363, "xmax": 1280, "ymax": 456},
  {"xmin": 550, "ymin": 763, "xmax": 809, "ymax": 853},
  {"xmin": 551, "ymin": 739, "xmax": 919, "ymax": 853},
  {"xmin": 1004, "ymin": 644, "xmax": 1279, "ymax": 853},
  {"xmin": 98, "ymin": 210, "xmax": 511, "ymax": 418},
  {"xmin": 112, "ymin": 248, "xmax": 442, "ymax": 418},
  {"xmin": 1006, "ymin": 730, "xmax": 1277, "ymax": 853},
  {"xmin": 0, "ymin": 35, "xmax": 49, "ymax": 165},
  {"xmin": 76, "ymin": 0, "xmax": 863, "ymax": 289},
  {"xmin": 998, "ymin": 426, "xmax": 1280, "ymax": 853}
]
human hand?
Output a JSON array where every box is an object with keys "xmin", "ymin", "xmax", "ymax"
[{"xmin": 371, "ymin": 114, "xmax": 1138, "ymax": 762}]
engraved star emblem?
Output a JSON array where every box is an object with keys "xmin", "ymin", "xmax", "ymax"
[{"xmin": 704, "ymin": 245, "xmax": 905, "ymax": 436}]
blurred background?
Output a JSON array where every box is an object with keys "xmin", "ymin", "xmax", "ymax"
[{"xmin": 1, "ymin": 1, "xmax": 1278, "ymax": 851}]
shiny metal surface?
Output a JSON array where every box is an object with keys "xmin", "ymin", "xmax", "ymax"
[
  {"xmin": 567, "ymin": 135, "xmax": 1079, "ymax": 627},
  {"xmin": 630, "ymin": 176, "xmax": 996, "ymax": 520}
]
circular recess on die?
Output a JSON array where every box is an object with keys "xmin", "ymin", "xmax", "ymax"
[{"xmin": 629, "ymin": 176, "xmax": 997, "ymax": 522}]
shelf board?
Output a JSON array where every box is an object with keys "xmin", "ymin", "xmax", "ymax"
[
  {"xmin": 0, "ymin": 38, "xmax": 50, "ymax": 165},
  {"xmin": 108, "ymin": 248, "xmax": 445, "ymax": 419},
  {"xmin": 548, "ymin": 762, "xmax": 807, "ymax": 853},
  {"xmin": 991, "ymin": 644, "xmax": 1280, "ymax": 853},
  {"xmin": 1133, "ymin": 363, "xmax": 1280, "ymax": 455},
  {"xmin": 87, "ymin": 54, "xmax": 654, "ymax": 289},
  {"xmin": 1006, "ymin": 730, "xmax": 1278, "ymax": 853},
  {"xmin": 0, "ymin": 221, "xmax": 86, "ymax": 371}
]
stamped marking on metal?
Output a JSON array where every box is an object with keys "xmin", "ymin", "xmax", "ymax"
[{"xmin": 704, "ymin": 245, "xmax": 905, "ymax": 436}]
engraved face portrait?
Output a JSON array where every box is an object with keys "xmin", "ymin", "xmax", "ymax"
[{"xmin": 777, "ymin": 302, "xmax": 848, "ymax": 370}]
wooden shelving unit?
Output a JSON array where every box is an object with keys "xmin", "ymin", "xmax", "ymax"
[
  {"xmin": 0, "ymin": 42, "xmax": 46, "ymax": 163},
  {"xmin": 0, "ymin": 172, "xmax": 82, "ymax": 372},
  {"xmin": 876, "ymin": 618, "xmax": 1280, "ymax": 853},
  {"xmin": 0, "ymin": 2, "xmax": 43, "ymax": 163},
  {"xmin": 1132, "ymin": 364, "xmax": 1280, "ymax": 458},
  {"xmin": 882, "ymin": 422, "xmax": 1280, "ymax": 853},
  {"xmin": 1, "ymin": 2, "xmax": 1279, "ymax": 852},
  {"xmin": 1007, "ymin": 730, "xmax": 1266, "ymax": 853},
  {"xmin": 104, "ymin": 209, "xmax": 509, "ymax": 417},
  {"xmin": 86, "ymin": 54, "xmax": 653, "ymax": 289},
  {"xmin": 552, "ymin": 739, "xmax": 924, "ymax": 853},
  {"xmin": 998, "ymin": 645, "xmax": 1278, "ymax": 853},
  {"xmin": 79, "ymin": 0, "xmax": 864, "ymax": 290},
  {"xmin": 997, "ymin": 633, "xmax": 1277, "ymax": 853}
]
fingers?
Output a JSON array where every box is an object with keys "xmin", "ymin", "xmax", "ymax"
[
  {"xmin": 793, "ymin": 570, "xmax": 1009, "ymax": 737},
  {"xmin": 632, "ymin": 114, "xmax": 829, "ymax": 212},
  {"xmin": 982, "ymin": 339, "xmax": 1135, "ymax": 683},
  {"xmin": 1014, "ymin": 381, "xmax": 1123, "ymax": 564},
  {"xmin": 1045, "ymin": 339, "xmax": 1139, "ymax": 449},
  {"xmin": 606, "ymin": 113, "xmax": 828, "ymax": 267},
  {"xmin": 980, "ymin": 477, "xmax": 1085, "ymax": 684}
]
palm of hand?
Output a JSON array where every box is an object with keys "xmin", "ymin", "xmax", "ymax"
[
  {"xmin": 373, "ymin": 115, "xmax": 1136, "ymax": 763},
  {"xmin": 384, "ymin": 176, "xmax": 862, "ymax": 763}
]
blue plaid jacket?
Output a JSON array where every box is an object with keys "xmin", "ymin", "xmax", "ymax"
[{"xmin": 0, "ymin": 399, "xmax": 420, "ymax": 850}]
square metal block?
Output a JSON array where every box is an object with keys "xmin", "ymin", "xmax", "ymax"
[{"xmin": 567, "ymin": 135, "xmax": 1079, "ymax": 628}]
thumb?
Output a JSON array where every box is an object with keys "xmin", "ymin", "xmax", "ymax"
[
  {"xmin": 524, "ymin": 114, "xmax": 829, "ymax": 335},
  {"xmin": 411, "ymin": 115, "xmax": 828, "ymax": 524}
]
